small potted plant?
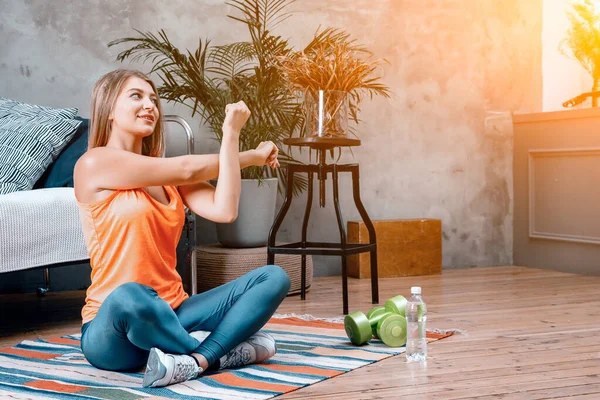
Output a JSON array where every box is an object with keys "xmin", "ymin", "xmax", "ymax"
[
  {"xmin": 560, "ymin": 0, "xmax": 600, "ymax": 107},
  {"xmin": 276, "ymin": 28, "xmax": 391, "ymax": 138}
]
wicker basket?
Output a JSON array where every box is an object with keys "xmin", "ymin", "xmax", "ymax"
[{"xmin": 196, "ymin": 244, "xmax": 313, "ymax": 295}]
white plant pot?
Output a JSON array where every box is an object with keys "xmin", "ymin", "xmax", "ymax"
[{"xmin": 216, "ymin": 178, "xmax": 278, "ymax": 248}]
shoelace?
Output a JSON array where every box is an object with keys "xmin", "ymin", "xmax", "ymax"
[
  {"xmin": 221, "ymin": 347, "xmax": 252, "ymax": 369},
  {"xmin": 172, "ymin": 357, "xmax": 197, "ymax": 383}
]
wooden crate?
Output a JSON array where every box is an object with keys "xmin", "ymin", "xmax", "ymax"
[{"xmin": 347, "ymin": 219, "xmax": 442, "ymax": 278}]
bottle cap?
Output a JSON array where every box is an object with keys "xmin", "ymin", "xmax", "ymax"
[{"xmin": 411, "ymin": 286, "xmax": 421, "ymax": 294}]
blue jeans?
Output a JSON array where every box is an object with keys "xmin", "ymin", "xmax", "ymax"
[{"xmin": 80, "ymin": 265, "xmax": 290, "ymax": 371}]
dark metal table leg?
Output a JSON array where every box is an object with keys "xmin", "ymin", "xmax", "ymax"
[
  {"xmin": 37, "ymin": 268, "xmax": 51, "ymax": 296},
  {"xmin": 268, "ymin": 161, "xmax": 375, "ymax": 314},
  {"xmin": 268, "ymin": 164, "xmax": 296, "ymax": 265},
  {"xmin": 332, "ymin": 165, "xmax": 349, "ymax": 314},
  {"xmin": 300, "ymin": 172, "xmax": 314, "ymax": 300},
  {"xmin": 351, "ymin": 165, "xmax": 379, "ymax": 305},
  {"xmin": 318, "ymin": 149, "xmax": 327, "ymax": 207},
  {"xmin": 341, "ymin": 256, "xmax": 348, "ymax": 315}
]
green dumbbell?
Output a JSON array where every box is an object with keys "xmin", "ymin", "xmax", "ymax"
[
  {"xmin": 385, "ymin": 295, "xmax": 407, "ymax": 316},
  {"xmin": 345, "ymin": 295, "xmax": 409, "ymax": 347},
  {"xmin": 369, "ymin": 295, "xmax": 407, "ymax": 320},
  {"xmin": 375, "ymin": 313, "xmax": 407, "ymax": 347},
  {"xmin": 345, "ymin": 309, "xmax": 394, "ymax": 345},
  {"xmin": 345, "ymin": 309, "xmax": 407, "ymax": 347},
  {"xmin": 366, "ymin": 306, "xmax": 387, "ymax": 338}
]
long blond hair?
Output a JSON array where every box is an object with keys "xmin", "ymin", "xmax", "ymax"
[{"xmin": 89, "ymin": 69, "xmax": 164, "ymax": 157}]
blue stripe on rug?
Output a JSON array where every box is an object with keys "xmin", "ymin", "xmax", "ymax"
[
  {"xmin": 248, "ymin": 365, "xmax": 329, "ymax": 380},
  {"xmin": 275, "ymin": 349, "xmax": 379, "ymax": 363},
  {"xmin": 260, "ymin": 358, "xmax": 348, "ymax": 371},
  {"xmin": 229, "ymin": 370, "xmax": 306, "ymax": 387},
  {"xmin": 16, "ymin": 343, "xmax": 81, "ymax": 354},
  {"xmin": 263, "ymin": 329, "xmax": 349, "ymax": 341},
  {"xmin": 275, "ymin": 338, "xmax": 404, "ymax": 353}
]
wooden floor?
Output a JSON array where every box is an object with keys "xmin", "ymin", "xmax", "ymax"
[{"xmin": 1, "ymin": 266, "xmax": 600, "ymax": 399}]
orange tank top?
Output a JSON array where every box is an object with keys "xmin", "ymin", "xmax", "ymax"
[{"xmin": 77, "ymin": 185, "xmax": 189, "ymax": 324}]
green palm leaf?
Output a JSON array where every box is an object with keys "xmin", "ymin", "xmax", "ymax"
[{"xmin": 208, "ymin": 42, "xmax": 257, "ymax": 79}]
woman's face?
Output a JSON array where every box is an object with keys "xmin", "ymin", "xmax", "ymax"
[{"xmin": 110, "ymin": 76, "xmax": 159, "ymax": 138}]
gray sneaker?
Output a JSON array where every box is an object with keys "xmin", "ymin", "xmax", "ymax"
[
  {"xmin": 142, "ymin": 347, "xmax": 202, "ymax": 388},
  {"xmin": 219, "ymin": 331, "xmax": 277, "ymax": 370}
]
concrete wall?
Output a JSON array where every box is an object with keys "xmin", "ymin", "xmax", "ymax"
[{"xmin": 0, "ymin": 0, "xmax": 542, "ymax": 291}]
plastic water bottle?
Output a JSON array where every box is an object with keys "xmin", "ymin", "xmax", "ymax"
[{"xmin": 406, "ymin": 286, "xmax": 427, "ymax": 362}]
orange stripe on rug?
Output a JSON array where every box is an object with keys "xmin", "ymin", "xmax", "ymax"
[
  {"xmin": 45, "ymin": 338, "xmax": 81, "ymax": 345},
  {"xmin": 426, "ymin": 331, "xmax": 454, "ymax": 340},
  {"xmin": 0, "ymin": 347, "xmax": 60, "ymax": 360},
  {"xmin": 210, "ymin": 373, "xmax": 299, "ymax": 393},
  {"xmin": 268, "ymin": 317, "xmax": 344, "ymax": 330},
  {"xmin": 25, "ymin": 380, "xmax": 88, "ymax": 393},
  {"xmin": 260, "ymin": 363, "xmax": 343, "ymax": 377}
]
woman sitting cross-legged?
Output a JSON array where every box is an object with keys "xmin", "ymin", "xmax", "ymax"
[{"xmin": 74, "ymin": 69, "xmax": 291, "ymax": 388}]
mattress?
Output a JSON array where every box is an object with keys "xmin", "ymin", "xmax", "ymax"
[{"xmin": 0, "ymin": 188, "xmax": 88, "ymax": 273}]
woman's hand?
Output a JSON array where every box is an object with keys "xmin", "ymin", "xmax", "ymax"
[
  {"xmin": 254, "ymin": 141, "xmax": 280, "ymax": 168},
  {"xmin": 222, "ymin": 101, "xmax": 251, "ymax": 136}
]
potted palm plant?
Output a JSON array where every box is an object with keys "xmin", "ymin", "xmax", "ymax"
[
  {"xmin": 560, "ymin": 0, "xmax": 600, "ymax": 107},
  {"xmin": 109, "ymin": 0, "xmax": 311, "ymax": 248}
]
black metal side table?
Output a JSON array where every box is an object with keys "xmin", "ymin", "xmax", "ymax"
[{"xmin": 267, "ymin": 137, "xmax": 379, "ymax": 314}]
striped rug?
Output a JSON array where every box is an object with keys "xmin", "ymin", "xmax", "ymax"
[{"xmin": 0, "ymin": 316, "xmax": 453, "ymax": 399}]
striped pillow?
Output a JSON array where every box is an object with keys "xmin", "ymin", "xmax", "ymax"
[
  {"xmin": 0, "ymin": 97, "xmax": 78, "ymax": 120},
  {"xmin": 0, "ymin": 113, "xmax": 81, "ymax": 195}
]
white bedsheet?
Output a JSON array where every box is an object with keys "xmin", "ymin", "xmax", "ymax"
[{"xmin": 0, "ymin": 188, "xmax": 88, "ymax": 273}]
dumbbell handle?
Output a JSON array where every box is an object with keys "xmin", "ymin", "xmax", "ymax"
[{"xmin": 366, "ymin": 310, "xmax": 393, "ymax": 327}]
